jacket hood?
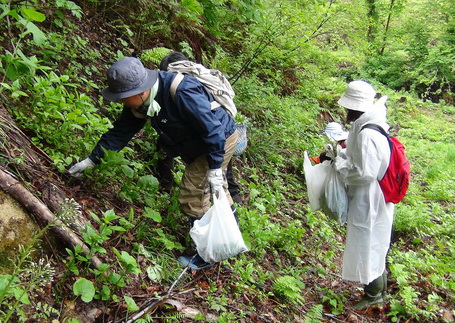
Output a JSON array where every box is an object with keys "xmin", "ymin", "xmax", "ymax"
[
  {"xmin": 345, "ymin": 95, "xmax": 390, "ymax": 163},
  {"xmin": 352, "ymin": 95, "xmax": 389, "ymax": 134}
]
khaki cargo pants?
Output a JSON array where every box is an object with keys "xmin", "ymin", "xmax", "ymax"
[{"xmin": 179, "ymin": 130, "xmax": 238, "ymax": 219}]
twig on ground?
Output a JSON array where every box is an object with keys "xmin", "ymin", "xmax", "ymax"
[{"xmin": 123, "ymin": 264, "xmax": 194, "ymax": 323}]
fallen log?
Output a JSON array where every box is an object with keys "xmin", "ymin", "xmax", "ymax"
[{"xmin": 0, "ymin": 168, "xmax": 102, "ymax": 269}]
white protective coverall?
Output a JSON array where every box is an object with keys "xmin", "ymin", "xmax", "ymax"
[{"xmin": 335, "ymin": 100, "xmax": 395, "ymax": 285}]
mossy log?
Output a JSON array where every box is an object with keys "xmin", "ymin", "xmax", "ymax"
[{"xmin": 0, "ymin": 168, "xmax": 102, "ymax": 269}]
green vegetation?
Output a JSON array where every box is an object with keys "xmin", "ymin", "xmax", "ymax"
[{"xmin": 0, "ymin": 0, "xmax": 454, "ymax": 322}]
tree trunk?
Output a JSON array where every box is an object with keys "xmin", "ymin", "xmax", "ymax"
[
  {"xmin": 366, "ymin": 0, "xmax": 378, "ymax": 43},
  {"xmin": 380, "ymin": 0, "xmax": 396, "ymax": 55}
]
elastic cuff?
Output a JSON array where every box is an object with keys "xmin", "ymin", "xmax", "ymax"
[{"xmin": 88, "ymin": 155, "xmax": 101, "ymax": 165}]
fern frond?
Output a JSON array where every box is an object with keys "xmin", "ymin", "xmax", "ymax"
[
  {"xmin": 141, "ymin": 47, "xmax": 173, "ymax": 68},
  {"xmin": 272, "ymin": 275, "xmax": 306, "ymax": 305},
  {"xmin": 304, "ymin": 304, "xmax": 323, "ymax": 323}
]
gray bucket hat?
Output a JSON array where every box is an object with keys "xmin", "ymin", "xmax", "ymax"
[{"xmin": 101, "ymin": 57, "xmax": 158, "ymax": 102}]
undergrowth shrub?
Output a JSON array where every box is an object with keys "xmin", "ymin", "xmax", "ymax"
[
  {"xmin": 363, "ymin": 51, "xmax": 412, "ymax": 90},
  {"xmin": 87, "ymin": 149, "xmax": 159, "ymax": 203},
  {"xmin": 9, "ymin": 72, "xmax": 111, "ymax": 170}
]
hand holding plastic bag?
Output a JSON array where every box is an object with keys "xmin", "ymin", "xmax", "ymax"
[
  {"xmin": 303, "ymin": 151, "xmax": 331, "ymax": 211},
  {"xmin": 321, "ymin": 165, "xmax": 348, "ymax": 225},
  {"xmin": 304, "ymin": 151, "xmax": 348, "ymax": 225},
  {"xmin": 190, "ymin": 190, "xmax": 248, "ymax": 263}
]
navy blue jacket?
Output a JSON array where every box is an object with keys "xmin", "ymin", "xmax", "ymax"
[{"xmin": 89, "ymin": 71, "xmax": 236, "ymax": 169}]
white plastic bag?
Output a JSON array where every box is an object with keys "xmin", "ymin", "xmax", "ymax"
[
  {"xmin": 321, "ymin": 165, "xmax": 348, "ymax": 225},
  {"xmin": 190, "ymin": 190, "xmax": 248, "ymax": 263},
  {"xmin": 303, "ymin": 151, "xmax": 331, "ymax": 211}
]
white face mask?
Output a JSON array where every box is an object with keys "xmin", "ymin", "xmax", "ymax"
[{"xmin": 146, "ymin": 79, "xmax": 161, "ymax": 116}]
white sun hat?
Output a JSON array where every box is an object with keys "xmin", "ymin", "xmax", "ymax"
[
  {"xmin": 324, "ymin": 122, "xmax": 348, "ymax": 142},
  {"xmin": 337, "ymin": 80, "xmax": 376, "ymax": 112}
]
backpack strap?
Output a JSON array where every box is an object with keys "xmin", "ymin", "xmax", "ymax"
[
  {"xmin": 170, "ymin": 72, "xmax": 185, "ymax": 101},
  {"xmin": 211, "ymin": 101, "xmax": 221, "ymax": 109},
  {"xmin": 361, "ymin": 124, "xmax": 393, "ymax": 151},
  {"xmin": 169, "ymin": 72, "xmax": 221, "ymax": 110}
]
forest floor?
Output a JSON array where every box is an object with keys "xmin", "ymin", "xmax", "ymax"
[{"xmin": 1, "ymin": 3, "xmax": 454, "ymax": 323}]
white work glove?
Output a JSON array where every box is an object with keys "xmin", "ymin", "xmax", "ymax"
[
  {"xmin": 207, "ymin": 168, "xmax": 224, "ymax": 195},
  {"xmin": 68, "ymin": 157, "xmax": 95, "ymax": 178}
]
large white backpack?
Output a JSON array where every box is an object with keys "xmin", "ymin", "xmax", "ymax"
[{"xmin": 167, "ymin": 61, "xmax": 237, "ymax": 117}]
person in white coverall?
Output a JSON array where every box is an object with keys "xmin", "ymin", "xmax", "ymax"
[{"xmin": 334, "ymin": 80, "xmax": 394, "ymax": 310}]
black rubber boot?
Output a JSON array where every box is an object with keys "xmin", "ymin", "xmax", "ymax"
[
  {"xmin": 354, "ymin": 273, "xmax": 385, "ymax": 310},
  {"xmin": 382, "ymin": 270, "xmax": 388, "ymax": 299}
]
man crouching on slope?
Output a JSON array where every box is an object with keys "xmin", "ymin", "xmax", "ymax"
[{"xmin": 68, "ymin": 57, "xmax": 238, "ymax": 270}]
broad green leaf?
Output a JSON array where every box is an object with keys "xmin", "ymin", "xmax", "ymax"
[
  {"xmin": 25, "ymin": 22, "xmax": 47, "ymax": 46},
  {"xmin": 113, "ymin": 249, "xmax": 141, "ymax": 274},
  {"xmin": 137, "ymin": 175, "xmax": 159, "ymax": 189},
  {"xmin": 0, "ymin": 6, "xmax": 12, "ymax": 20},
  {"xmin": 182, "ymin": 0, "xmax": 203, "ymax": 15},
  {"xmin": 12, "ymin": 287, "xmax": 30, "ymax": 304},
  {"xmin": 254, "ymin": 203, "xmax": 266, "ymax": 212},
  {"xmin": 0, "ymin": 274, "xmax": 15, "ymax": 291},
  {"xmin": 146, "ymin": 264, "xmax": 163, "ymax": 283},
  {"xmin": 91, "ymin": 246, "xmax": 107, "ymax": 254},
  {"xmin": 11, "ymin": 90, "xmax": 28, "ymax": 97},
  {"xmin": 100, "ymin": 285, "xmax": 111, "ymax": 301},
  {"xmin": 20, "ymin": 7, "xmax": 46, "ymax": 22},
  {"xmin": 121, "ymin": 165, "xmax": 134, "ymax": 178},
  {"xmin": 143, "ymin": 207, "xmax": 162, "ymax": 223},
  {"xmin": 75, "ymin": 116, "xmax": 87, "ymax": 124},
  {"xmin": 136, "ymin": 244, "xmax": 152, "ymax": 258},
  {"xmin": 0, "ymin": 83, "xmax": 11, "ymax": 90},
  {"xmin": 116, "ymin": 50, "xmax": 124, "ymax": 60},
  {"xmin": 73, "ymin": 278, "xmax": 95, "ymax": 303},
  {"xmin": 109, "ymin": 226, "xmax": 127, "ymax": 232},
  {"xmin": 119, "ymin": 217, "xmax": 134, "ymax": 230},
  {"xmin": 124, "ymin": 296, "xmax": 139, "ymax": 311},
  {"xmin": 55, "ymin": 0, "xmax": 82, "ymax": 19},
  {"xmin": 210, "ymin": 303, "xmax": 226, "ymax": 312},
  {"xmin": 5, "ymin": 63, "xmax": 20, "ymax": 81},
  {"xmin": 89, "ymin": 211, "xmax": 101, "ymax": 224},
  {"xmin": 102, "ymin": 209, "xmax": 119, "ymax": 223},
  {"xmin": 66, "ymin": 112, "xmax": 77, "ymax": 120},
  {"xmin": 108, "ymin": 272, "xmax": 125, "ymax": 287},
  {"xmin": 6, "ymin": 9, "xmax": 20, "ymax": 21}
]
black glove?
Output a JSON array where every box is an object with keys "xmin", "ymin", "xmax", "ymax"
[{"xmin": 319, "ymin": 151, "xmax": 332, "ymax": 162}]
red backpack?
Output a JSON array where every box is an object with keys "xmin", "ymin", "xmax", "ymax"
[{"xmin": 362, "ymin": 124, "xmax": 410, "ymax": 203}]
